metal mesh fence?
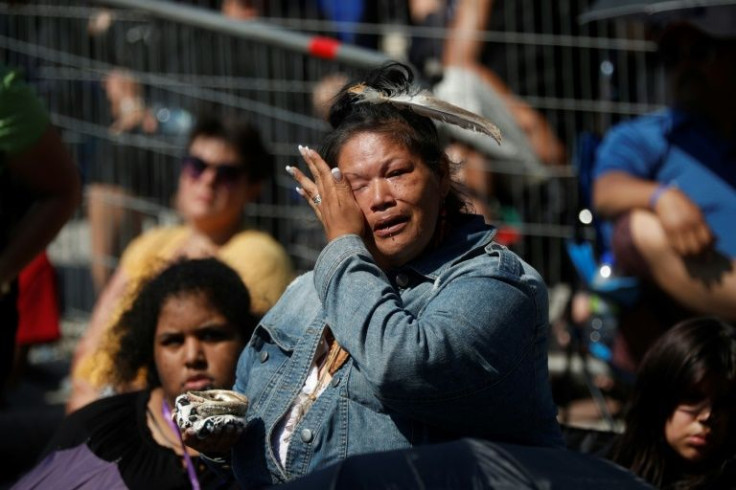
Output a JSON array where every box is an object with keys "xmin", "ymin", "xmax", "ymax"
[{"xmin": 1, "ymin": 0, "xmax": 668, "ymax": 318}]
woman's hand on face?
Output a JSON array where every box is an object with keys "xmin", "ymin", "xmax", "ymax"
[{"xmin": 287, "ymin": 146, "xmax": 365, "ymax": 242}]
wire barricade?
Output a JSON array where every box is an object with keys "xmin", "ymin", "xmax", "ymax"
[{"xmin": 1, "ymin": 0, "xmax": 668, "ymax": 322}]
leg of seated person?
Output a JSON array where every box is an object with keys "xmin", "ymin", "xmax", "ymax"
[
  {"xmin": 462, "ymin": 64, "xmax": 567, "ymax": 166},
  {"xmin": 88, "ymin": 184, "xmax": 142, "ymax": 292},
  {"xmin": 627, "ymin": 209, "xmax": 736, "ymax": 320},
  {"xmin": 612, "ymin": 214, "xmax": 694, "ymax": 365},
  {"xmin": 447, "ymin": 143, "xmax": 495, "ymax": 223},
  {"xmin": 66, "ymin": 376, "xmax": 101, "ymax": 413}
]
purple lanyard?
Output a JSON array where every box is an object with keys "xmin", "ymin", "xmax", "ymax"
[{"xmin": 162, "ymin": 400, "xmax": 201, "ymax": 490}]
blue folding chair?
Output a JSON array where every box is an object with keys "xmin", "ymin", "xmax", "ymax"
[
  {"xmin": 568, "ymin": 131, "xmax": 641, "ymax": 355},
  {"xmin": 562, "ymin": 132, "xmax": 641, "ymax": 428}
]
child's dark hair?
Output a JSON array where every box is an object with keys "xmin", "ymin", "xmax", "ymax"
[
  {"xmin": 110, "ymin": 258, "xmax": 257, "ymax": 388},
  {"xmin": 320, "ymin": 62, "xmax": 466, "ymax": 219},
  {"xmin": 612, "ymin": 317, "xmax": 736, "ymax": 488},
  {"xmin": 189, "ymin": 114, "xmax": 274, "ymax": 183}
]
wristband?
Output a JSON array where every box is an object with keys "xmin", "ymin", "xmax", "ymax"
[{"xmin": 648, "ymin": 183, "xmax": 671, "ymax": 210}]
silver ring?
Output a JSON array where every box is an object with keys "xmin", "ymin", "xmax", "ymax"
[{"xmin": 312, "ymin": 194, "xmax": 322, "ymax": 205}]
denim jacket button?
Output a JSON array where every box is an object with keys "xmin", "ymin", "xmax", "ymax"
[
  {"xmin": 331, "ymin": 376, "xmax": 340, "ymax": 387},
  {"xmin": 260, "ymin": 351, "xmax": 269, "ymax": 363},
  {"xmin": 395, "ymin": 273, "xmax": 409, "ymax": 287},
  {"xmin": 300, "ymin": 428, "xmax": 314, "ymax": 443}
]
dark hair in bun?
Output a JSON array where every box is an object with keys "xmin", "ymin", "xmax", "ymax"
[{"xmin": 320, "ymin": 62, "xmax": 465, "ymax": 218}]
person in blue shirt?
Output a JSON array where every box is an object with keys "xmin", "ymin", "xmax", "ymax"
[
  {"xmin": 178, "ymin": 62, "xmax": 563, "ymax": 488},
  {"xmin": 592, "ymin": 19, "xmax": 736, "ymax": 326}
]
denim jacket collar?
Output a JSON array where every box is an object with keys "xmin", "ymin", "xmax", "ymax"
[{"xmin": 399, "ymin": 214, "xmax": 497, "ymax": 280}]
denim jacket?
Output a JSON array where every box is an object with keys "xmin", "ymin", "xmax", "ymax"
[{"xmin": 232, "ymin": 215, "xmax": 563, "ymax": 487}]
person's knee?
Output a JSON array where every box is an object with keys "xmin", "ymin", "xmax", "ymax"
[
  {"xmin": 625, "ymin": 210, "xmax": 672, "ymax": 257},
  {"xmin": 611, "ymin": 211, "xmax": 664, "ymax": 278}
]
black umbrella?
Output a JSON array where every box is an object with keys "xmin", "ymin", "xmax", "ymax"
[
  {"xmin": 580, "ymin": 0, "xmax": 736, "ymax": 28},
  {"xmin": 274, "ymin": 438, "xmax": 653, "ymax": 490}
]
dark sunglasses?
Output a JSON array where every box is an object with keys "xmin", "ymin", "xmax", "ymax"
[{"xmin": 181, "ymin": 155, "xmax": 245, "ymax": 186}]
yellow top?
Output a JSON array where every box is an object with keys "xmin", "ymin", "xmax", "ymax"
[{"xmin": 74, "ymin": 225, "xmax": 294, "ymax": 389}]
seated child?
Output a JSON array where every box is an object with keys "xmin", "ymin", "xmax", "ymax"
[
  {"xmin": 611, "ymin": 317, "xmax": 736, "ymax": 489},
  {"xmin": 14, "ymin": 258, "xmax": 256, "ymax": 489}
]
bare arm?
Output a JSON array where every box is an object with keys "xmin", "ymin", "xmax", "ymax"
[
  {"xmin": 594, "ymin": 171, "xmax": 713, "ymax": 256},
  {"xmin": 592, "ymin": 171, "xmax": 659, "ymax": 219},
  {"xmin": 473, "ymin": 66, "xmax": 567, "ymax": 165},
  {"xmin": 0, "ymin": 126, "xmax": 81, "ymax": 285},
  {"xmin": 440, "ymin": 0, "xmax": 566, "ymax": 165},
  {"xmin": 71, "ymin": 267, "xmax": 130, "ymax": 370},
  {"xmin": 67, "ymin": 267, "xmax": 130, "ymax": 412},
  {"xmin": 441, "ymin": 0, "xmax": 493, "ymax": 67}
]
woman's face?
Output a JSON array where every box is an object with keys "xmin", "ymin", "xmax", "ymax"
[
  {"xmin": 338, "ymin": 132, "xmax": 449, "ymax": 269},
  {"xmin": 665, "ymin": 395, "xmax": 731, "ymax": 463},
  {"xmin": 177, "ymin": 135, "xmax": 261, "ymax": 231},
  {"xmin": 153, "ymin": 292, "xmax": 245, "ymax": 406}
]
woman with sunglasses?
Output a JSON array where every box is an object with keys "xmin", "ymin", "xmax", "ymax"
[{"xmin": 68, "ymin": 115, "xmax": 294, "ymax": 413}]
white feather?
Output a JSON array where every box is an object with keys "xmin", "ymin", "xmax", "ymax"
[{"xmin": 348, "ymin": 84, "xmax": 502, "ymax": 145}]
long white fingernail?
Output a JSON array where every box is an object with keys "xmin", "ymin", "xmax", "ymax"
[
  {"xmin": 331, "ymin": 167, "xmax": 343, "ymax": 182},
  {"xmin": 296, "ymin": 186, "xmax": 304, "ymax": 196},
  {"xmin": 297, "ymin": 145, "xmax": 305, "ymax": 155},
  {"xmin": 285, "ymin": 165, "xmax": 294, "ymax": 175}
]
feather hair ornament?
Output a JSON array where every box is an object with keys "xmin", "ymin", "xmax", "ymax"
[{"xmin": 348, "ymin": 83, "xmax": 502, "ymax": 145}]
